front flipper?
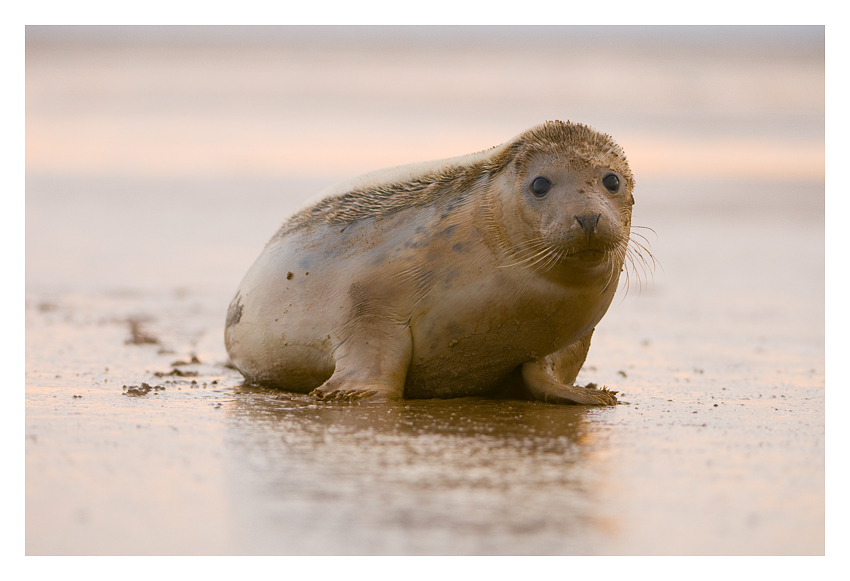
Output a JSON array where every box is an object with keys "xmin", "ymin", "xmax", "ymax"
[
  {"xmin": 310, "ymin": 315, "xmax": 413, "ymax": 403},
  {"xmin": 521, "ymin": 329, "xmax": 618, "ymax": 405}
]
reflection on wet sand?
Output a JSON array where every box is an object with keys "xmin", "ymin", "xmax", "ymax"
[{"xmin": 225, "ymin": 386, "xmax": 616, "ymax": 554}]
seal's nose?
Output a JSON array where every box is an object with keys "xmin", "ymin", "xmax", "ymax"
[{"xmin": 574, "ymin": 213, "xmax": 601, "ymax": 233}]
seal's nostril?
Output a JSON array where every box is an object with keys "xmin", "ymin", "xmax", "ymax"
[{"xmin": 575, "ymin": 213, "xmax": 601, "ymax": 232}]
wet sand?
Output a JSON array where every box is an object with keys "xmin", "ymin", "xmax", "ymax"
[
  {"xmin": 25, "ymin": 174, "xmax": 824, "ymax": 555},
  {"xmin": 24, "ymin": 27, "xmax": 825, "ymax": 555}
]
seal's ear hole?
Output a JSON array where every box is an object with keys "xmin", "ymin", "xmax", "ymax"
[
  {"xmin": 602, "ymin": 173, "xmax": 620, "ymax": 194},
  {"xmin": 530, "ymin": 176, "xmax": 552, "ymax": 198}
]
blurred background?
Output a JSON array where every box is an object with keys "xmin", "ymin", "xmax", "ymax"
[
  {"xmin": 26, "ymin": 26, "xmax": 823, "ymax": 179},
  {"xmin": 25, "ymin": 25, "xmax": 824, "ymax": 294}
]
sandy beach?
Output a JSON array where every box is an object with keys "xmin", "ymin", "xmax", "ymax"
[{"xmin": 25, "ymin": 26, "xmax": 824, "ymax": 555}]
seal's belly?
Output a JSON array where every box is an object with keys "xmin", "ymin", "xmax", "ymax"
[
  {"xmin": 401, "ymin": 279, "xmax": 599, "ymax": 398},
  {"xmin": 229, "ymin": 223, "xmax": 608, "ymax": 397}
]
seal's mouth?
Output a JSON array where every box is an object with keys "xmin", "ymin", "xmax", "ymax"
[
  {"xmin": 561, "ymin": 247, "xmax": 610, "ymax": 264},
  {"xmin": 565, "ymin": 248, "xmax": 606, "ymax": 258},
  {"xmin": 500, "ymin": 239, "xmax": 619, "ymax": 274},
  {"xmin": 556, "ymin": 245, "xmax": 620, "ymax": 274}
]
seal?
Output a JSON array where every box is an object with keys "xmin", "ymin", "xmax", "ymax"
[{"xmin": 225, "ymin": 120, "xmax": 638, "ymax": 405}]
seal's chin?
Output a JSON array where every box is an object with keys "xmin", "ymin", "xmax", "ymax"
[
  {"xmin": 553, "ymin": 247, "xmax": 616, "ymax": 280},
  {"xmin": 560, "ymin": 247, "xmax": 610, "ymax": 266},
  {"xmin": 565, "ymin": 248, "xmax": 606, "ymax": 259}
]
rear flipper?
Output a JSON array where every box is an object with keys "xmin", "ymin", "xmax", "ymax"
[{"xmin": 521, "ymin": 329, "xmax": 618, "ymax": 405}]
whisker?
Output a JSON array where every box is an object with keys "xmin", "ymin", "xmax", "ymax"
[
  {"xmin": 627, "ymin": 246, "xmax": 649, "ymax": 282},
  {"xmin": 599, "ymin": 239, "xmax": 626, "ymax": 296},
  {"xmin": 626, "ymin": 250, "xmax": 643, "ymax": 294},
  {"xmin": 615, "ymin": 224, "xmax": 660, "ymax": 297},
  {"xmin": 498, "ymin": 237, "xmax": 556, "ymax": 269},
  {"xmin": 633, "ymin": 243, "xmax": 659, "ymax": 278},
  {"xmin": 541, "ymin": 246, "xmax": 565, "ymax": 272},
  {"xmin": 499, "ymin": 224, "xmax": 658, "ymax": 297},
  {"xmin": 629, "ymin": 231, "xmax": 652, "ymax": 246},
  {"xmin": 631, "ymin": 224, "xmax": 658, "ymax": 237},
  {"xmin": 513, "ymin": 246, "xmax": 553, "ymax": 270}
]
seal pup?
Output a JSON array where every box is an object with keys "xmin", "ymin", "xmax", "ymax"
[{"xmin": 225, "ymin": 121, "xmax": 638, "ymax": 405}]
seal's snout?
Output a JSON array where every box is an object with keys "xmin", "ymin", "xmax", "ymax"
[{"xmin": 574, "ymin": 213, "xmax": 601, "ymax": 233}]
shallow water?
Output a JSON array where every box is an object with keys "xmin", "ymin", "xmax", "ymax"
[{"xmin": 24, "ymin": 27, "xmax": 824, "ymax": 555}]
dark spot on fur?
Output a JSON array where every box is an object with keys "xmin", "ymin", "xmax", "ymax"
[
  {"xmin": 441, "ymin": 225, "xmax": 457, "ymax": 237},
  {"xmin": 226, "ymin": 293, "xmax": 243, "ymax": 328},
  {"xmin": 452, "ymin": 242, "xmax": 464, "ymax": 252},
  {"xmin": 445, "ymin": 196, "xmax": 463, "ymax": 212},
  {"xmin": 287, "ymin": 272, "xmax": 294, "ymax": 280}
]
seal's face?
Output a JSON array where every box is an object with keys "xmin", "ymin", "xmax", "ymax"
[{"xmin": 497, "ymin": 145, "xmax": 634, "ymax": 285}]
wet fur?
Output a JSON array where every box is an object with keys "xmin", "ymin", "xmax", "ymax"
[
  {"xmin": 275, "ymin": 120, "xmax": 634, "ymax": 236},
  {"xmin": 228, "ymin": 120, "xmax": 653, "ymax": 404}
]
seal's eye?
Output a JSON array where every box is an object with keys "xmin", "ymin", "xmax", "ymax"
[
  {"xmin": 530, "ymin": 176, "xmax": 551, "ymax": 198},
  {"xmin": 602, "ymin": 173, "xmax": 620, "ymax": 193}
]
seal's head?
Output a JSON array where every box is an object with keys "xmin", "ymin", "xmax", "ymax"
[{"xmin": 486, "ymin": 121, "xmax": 635, "ymax": 286}]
